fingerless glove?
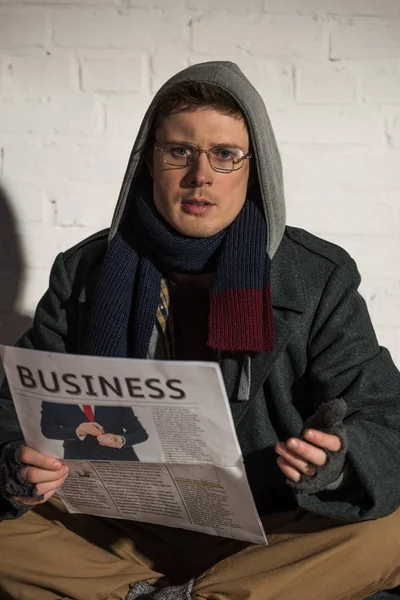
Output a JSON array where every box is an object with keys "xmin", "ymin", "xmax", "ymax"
[
  {"xmin": 0, "ymin": 440, "xmax": 38, "ymax": 519},
  {"xmin": 288, "ymin": 398, "xmax": 348, "ymax": 494}
]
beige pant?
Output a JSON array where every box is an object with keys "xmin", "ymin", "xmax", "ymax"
[{"xmin": 1, "ymin": 496, "xmax": 400, "ymax": 600}]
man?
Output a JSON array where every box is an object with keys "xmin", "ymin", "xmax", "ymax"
[
  {"xmin": 40, "ymin": 401, "xmax": 148, "ymax": 460},
  {"xmin": 0, "ymin": 61, "xmax": 400, "ymax": 600}
]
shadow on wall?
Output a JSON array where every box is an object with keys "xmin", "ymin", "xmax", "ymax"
[{"xmin": 0, "ymin": 183, "xmax": 32, "ymax": 378}]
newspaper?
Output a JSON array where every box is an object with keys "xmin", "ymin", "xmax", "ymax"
[{"xmin": 0, "ymin": 345, "xmax": 266, "ymax": 544}]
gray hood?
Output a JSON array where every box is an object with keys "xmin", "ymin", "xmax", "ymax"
[{"xmin": 109, "ymin": 61, "xmax": 286, "ymax": 259}]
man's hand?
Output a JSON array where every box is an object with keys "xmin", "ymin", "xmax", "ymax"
[
  {"xmin": 13, "ymin": 447, "xmax": 69, "ymax": 506},
  {"xmin": 76, "ymin": 422, "xmax": 104, "ymax": 437},
  {"xmin": 96, "ymin": 434, "xmax": 124, "ymax": 448},
  {"xmin": 275, "ymin": 429, "xmax": 341, "ymax": 482}
]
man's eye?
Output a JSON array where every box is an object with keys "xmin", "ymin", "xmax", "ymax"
[
  {"xmin": 170, "ymin": 147, "xmax": 190, "ymax": 157},
  {"xmin": 213, "ymin": 148, "xmax": 234, "ymax": 160}
]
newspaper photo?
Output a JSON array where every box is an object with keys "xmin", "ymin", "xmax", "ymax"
[{"xmin": 0, "ymin": 345, "xmax": 266, "ymax": 545}]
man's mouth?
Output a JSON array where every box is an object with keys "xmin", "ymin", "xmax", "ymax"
[
  {"xmin": 181, "ymin": 198, "xmax": 215, "ymax": 214},
  {"xmin": 182, "ymin": 198, "xmax": 213, "ymax": 206}
]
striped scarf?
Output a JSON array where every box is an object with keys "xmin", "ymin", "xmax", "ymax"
[{"xmin": 84, "ymin": 186, "xmax": 274, "ymax": 358}]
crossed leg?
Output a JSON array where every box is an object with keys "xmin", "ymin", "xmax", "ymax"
[{"xmin": 1, "ymin": 497, "xmax": 400, "ymax": 600}]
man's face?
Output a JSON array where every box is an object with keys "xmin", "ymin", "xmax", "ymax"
[{"xmin": 150, "ymin": 108, "xmax": 251, "ymax": 238}]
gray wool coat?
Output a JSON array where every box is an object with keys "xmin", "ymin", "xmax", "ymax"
[{"xmin": 1, "ymin": 224, "xmax": 400, "ymax": 524}]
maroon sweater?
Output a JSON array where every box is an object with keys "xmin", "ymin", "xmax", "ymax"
[{"xmin": 168, "ymin": 281, "xmax": 217, "ymax": 362}]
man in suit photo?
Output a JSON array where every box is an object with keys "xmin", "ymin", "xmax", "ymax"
[{"xmin": 40, "ymin": 401, "xmax": 148, "ymax": 461}]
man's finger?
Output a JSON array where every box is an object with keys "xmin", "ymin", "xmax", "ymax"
[
  {"xmin": 86, "ymin": 426, "xmax": 102, "ymax": 435},
  {"xmin": 276, "ymin": 456, "xmax": 301, "ymax": 482},
  {"xmin": 303, "ymin": 430, "xmax": 341, "ymax": 452},
  {"xmin": 80, "ymin": 424, "xmax": 104, "ymax": 436},
  {"xmin": 21, "ymin": 464, "xmax": 69, "ymax": 485},
  {"xmin": 285, "ymin": 438, "xmax": 327, "ymax": 467},
  {"xmin": 18, "ymin": 447, "xmax": 63, "ymax": 470},
  {"xmin": 87, "ymin": 424, "xmax": 104, "ymax": 435},
  {"xmin": 90, "ymin": 422, "xmax": 104, "ymax": 434},
  {"xmin": 34, "ymin": 472, "xmax": 69, "ymax": 497},
  {"xmin": 14, "ymin": 488, "xmax": 62, "ymax": 506},
  {"xmin": 276, "ymin": 442, "xmax": 318, "ymax": 475},
  {"xmin": 12, "ymin": 495, "xmax": 46, "ymax": 506},
  {"xmin": 92, "ymin": 422, "xmax": 104, "ymax": 431},
  {"xmin": 13, "ymin": 472, "xmax": 69, "ymax": 505}
]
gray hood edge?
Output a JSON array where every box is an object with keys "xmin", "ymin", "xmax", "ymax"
[{"xmin": 108, "ymin": 61, "xmax": 286, "ymax": 259}]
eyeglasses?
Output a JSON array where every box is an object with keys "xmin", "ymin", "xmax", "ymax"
[{"xmin": 154, "ymin": 142, "xmax": 252, "ymax": 173}]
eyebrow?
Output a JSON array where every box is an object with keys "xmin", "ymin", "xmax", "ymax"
[{"xmin": 163, "ymin": 139, "xmax": 247, "ymax": 150}]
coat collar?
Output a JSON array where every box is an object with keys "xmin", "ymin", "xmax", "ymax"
[
  {"xmin": 221, "ymin": 232, "xmax": 308, "ymax": 414},
  {"xmin": 271, "ymin": 232, "xmax": 308, "ymax": 313}
]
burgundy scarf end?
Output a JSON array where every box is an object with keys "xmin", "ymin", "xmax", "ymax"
[{"xmin": 208, "ymin": 285, "xmax": 274, "ymax": 353}]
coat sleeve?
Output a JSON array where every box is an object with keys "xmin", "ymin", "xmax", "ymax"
[
  {"xmin": 0, "ymin": 252, "xmax": 77, "ymax": 519},
  {"xmin": 119, "ymin": 407, "xmax": 149, "ymax": 448},
  {"xmin": 296, "ymin": 257, "xmax": 400, "ymax": 521},
  {"xmin": 0, "ymin": 251, "xmax": 76, "ymax": 448},
  {"xmin": 40, "ymin": 401, "xmax": 82, "ymax": 442}
]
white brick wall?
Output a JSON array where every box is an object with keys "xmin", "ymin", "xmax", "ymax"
[
  {"xmin": 295, "ymin": 65, "xmax": 358, "ymax": 104},
  {"xmin": 0, "ymin": 0, "xmax": 399, "ymax": 366},
  {"xmin": 363, "ymin": 64, "xmax": 400, "ymax": 103},
  {"xmin": 388, "ymin": 115, "xmax": 400, "ymax": 147},
  {"xmin": 192, "ymin": 14, "xmax": 325, "ymax": 58},
  {"xmin": 330, "ymin": 17, "xmax": 400, "ymax": 59},
  {"xmin": 80, "ymin": 55, "xmax": 146, "ymax": 92},
  {"xmin": 0, "ymin": 8, "xmax": 47, "ymax": 48}
]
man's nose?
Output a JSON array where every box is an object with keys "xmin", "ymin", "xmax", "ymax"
[{"xmin": 188, "ymin": 152, "xmax": 214, "ymax": 186}]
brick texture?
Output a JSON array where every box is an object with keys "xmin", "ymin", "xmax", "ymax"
[
  {"xmin": 2, "ymin": 55, "xmax": 78, "ymax": 95},
  {"xmin": 192, "ymin": 14, "xmax": 324, "ymax": 58},
  {"xmin": 263, "ymin": 0, "xmax": 400, "ymax": 16},
  {"xmin": 51, "ymin": 9, "xmax": 187, "ymax": 51},
  {"xmin": 295, "ymin": 65, "xmax": 357, "ymax": 104},
  {"xmin": 0, "ymin": 7, "xmax": 47, "ymax": 48},
  {"xmin": 388, "ymin": 115, "xmax": 400, "ymax": 147},
  {"xmin": 80, "ymin": 55, "xmax": 145, "ymax": 92},
  {"xmin": 362, "ymin": 65, "xmax": 400, "ymax": 104},
  {"xmin": 330, "ymin": 17, "xmax": 400, "ymax": 59}
]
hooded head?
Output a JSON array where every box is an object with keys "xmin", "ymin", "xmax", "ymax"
[
  {"xmin": 86, "ymin": 62, "xmax": 283, "ymax": 362},
  {"xmin": 146, "ymin": 82, "xmax": 252, "ymax": 240},
  {"xmin": 109, "ymin": 61, "xmax": 286, "ymax": 260}
]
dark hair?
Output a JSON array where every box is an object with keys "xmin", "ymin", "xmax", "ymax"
[{"xmin": 152, "ymin": 80, "xmax": 246, "ymax": 132}]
